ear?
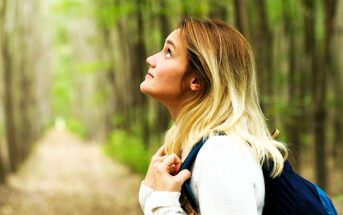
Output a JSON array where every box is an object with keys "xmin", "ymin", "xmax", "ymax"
[{"xmin": 189, "ymin": 74, "xmax": 202, "ymax": 92}]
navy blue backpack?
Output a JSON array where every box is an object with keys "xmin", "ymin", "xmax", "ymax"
[{"xmin": 179, "ymin": 136, "xmax": 338, "ymax": 215}]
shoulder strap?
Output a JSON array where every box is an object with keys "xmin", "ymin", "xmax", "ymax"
[{"xmin": 179, "ymin": 137, "xmax": 207, "ymax": 212}]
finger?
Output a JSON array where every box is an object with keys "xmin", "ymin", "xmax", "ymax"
[
  {"xmin": 167, "ymin": 164, "xmax": 177, "ymax": 175},
  {"xmin": 174, "ymin": 169, "xmax": 191, "ymax": 185},
  {"xmin": 154, "ymin": 145, "xmax": 166, "ymax": 157},
  {"xmin": 174, "ymin": 162, "xmax": 182, "ymax": 173},
  {"xmin": 153, "ymin": 155, "xmax": 168, "ymax": 162},
  {"xmin": 162, "ymin": 153, "xmax": 181, "ymax": 167}
]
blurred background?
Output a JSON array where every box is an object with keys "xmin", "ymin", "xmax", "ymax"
[{"xmin": 0, "ymin": 0, "xmax": 342, "ymax": 214}]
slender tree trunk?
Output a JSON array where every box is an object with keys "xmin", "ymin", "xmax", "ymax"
[
  {"xmin": 116, "ymin": 19, "xmax": 134, "ymax": 130},
  {"xmin": 133, "ymin": 0, "xmax": 149, "ymax": 146},
  {"xmin": 332, "ymin": 0, "xmax": 343, "ymax": 178},
  {"xmin": 156, "ymin": 0, "xmax": 171, "ymax": 134},
  {"xmin": 103, "ymin": 27, "xmax": 118, "ymax": 133},
  {"xmin": 17, "ymin": 1, "xmax": 31, "ymax": 162},
  {"xmin": 255, "ymin": 0, "xmax": 275, "ymax": 128},
  {"xmin": 0, "ymin": 0, "xmax": 7, "ymax": 183},
  {"xmin": 303, "ymin": 0, "xmax": 328, "ymax": 189},
  {"xmin": 321, "ymin": 0, "xmax": 338, "ymax": 190},
  {"xmin": 2, "ymin": 13, "xmax": 19, "ymax": 172},
  {"xmin": 332, "ymin": 65, "xmax": 343, "ymax": 184},
  {"xmin": 0, "ymin": 153, "xmax": 5, "ymax": 183},
  {"xmin": 208, "ymin": 0, "xmax": 227, "ymax": 20},
  {"xmin": 234, "ymin": 0, "xmax": 251, "ymax": 41},
  {"xmin": 283, "ymin": 0, "xmax": 301, "ymax": 170}
]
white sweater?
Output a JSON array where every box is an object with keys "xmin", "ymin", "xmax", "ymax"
[{"xmin": 139, "ymin": 135, "xmax": 265, "ymax": 215}]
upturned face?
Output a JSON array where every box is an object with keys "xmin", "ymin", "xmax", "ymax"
[{"xmin": 140, "ymin": 29, "xmax": 191, "ymax": 109}]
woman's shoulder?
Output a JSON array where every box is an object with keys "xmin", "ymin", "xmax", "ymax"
[
  {"xmin": 200, "ymin": 135, "xmax": 252, "ymax": 155},
  {"xmin": 190, "ymin": 134, "xmax": 265, "ymax": 210},
  {"xmin": 194, "ymin": 134, "xmax": 261, "ymax": 171}
]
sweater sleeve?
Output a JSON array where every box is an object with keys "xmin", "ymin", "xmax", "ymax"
[
  {"xmin": 139, "ymin": 182, "xmax": 153, "ymax": 212},
  {"xmin": 139, "ymin": 182, "xmax": 187, "ymax": 215},
  {"xmin": 192, "ymin": 136, "xmax": 264, "ymax": 215}
]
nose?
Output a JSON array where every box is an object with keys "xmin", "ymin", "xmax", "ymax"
[{"xmin": 146, "ymin": 54, "xmax": 156, "ymax": 68}]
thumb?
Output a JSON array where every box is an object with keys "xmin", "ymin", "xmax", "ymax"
[{"xmin": 175, "ymin": 169, "xmax": 191, "ymax": 185}]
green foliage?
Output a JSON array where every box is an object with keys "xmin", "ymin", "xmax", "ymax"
[
  {"xmin": 50, "ymin": 0, "xmax": 87, "ymax": 18},
  {"xmin": 266, "ymin": 0, "xmax": 283, "ymax": 25},
  {"xmin": 179, "ymin": 0, "xmax": 209, "ymax": 16},
  {"xmin": 76, "ymin": 60, "xmax": 112, "ymax": 74},
  {"xmin": 92, "ymin": 1, "xmax": 136, "ymax": 30},
  {"xmin": 66, "ymin": 118, "xmax": 87, "ymax": 138},
  {"xmin": 103, "ymin": 129, "xmax": 152, "ymax": 175},
  {"xmin": 51, "ymin": 45, "xmax": 74, "ymax": 118},
  {"xmin": 333, "ymin": 194, "xmax": 343, "ymax": 202}
]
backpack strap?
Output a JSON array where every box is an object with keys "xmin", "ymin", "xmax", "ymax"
[
  {"xmin": 180, "ymin": 130, "xmax": 279, "ymax": 212},
  {"xmin": 179, "ymin": 137, "xmax": 208, "ymax": 212}
]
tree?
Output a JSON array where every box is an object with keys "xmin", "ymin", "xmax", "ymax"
[
  {"xmin": 320, "ymin": 0, "xmax": 338, "ymax": 190},
  {"xmin": 156, "ymin": 0, "xmax": 171, "ymax": 134},
  {"xmin": 234, "ymin": 0, "xmax": 251, "ymax": 40},
  {"xmin": 208, "ymin": 0, "xmax": 228, "ymax": 20},
  {"xmin": 331, "ymin": 0, "xmax": 343, "ymax": 176},
  {"xmin": 282, "ymin": 0, "xmax": 302, "ymax": 170},
  {"xmin": 254, "ymin": 0, "xmax": 275, "ymax": 128},
  {"xmin": 132, "ymin": 0, "xmax": 150, "ymax": 146},
  {"xmin": 1, "ymin": 0, "xmax": 19, "ymax": 172}
]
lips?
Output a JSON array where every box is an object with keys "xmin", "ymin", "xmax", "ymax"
[{"xmin": 147, "ymin": 72, "xmax": 154, "ymax": 78}]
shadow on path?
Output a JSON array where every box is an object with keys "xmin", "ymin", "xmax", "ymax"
[{"xmin": 0, "ymin": 129, "xmax": 143, "ymax": 215}]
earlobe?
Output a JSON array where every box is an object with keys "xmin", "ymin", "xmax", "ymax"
[{"xmin": 190, "ymin": 76, "xmax": 202, "ymax": 91}]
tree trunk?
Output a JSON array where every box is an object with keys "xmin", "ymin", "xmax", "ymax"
[
  {"xmin": 332, "ymin": 0, "xmax": 343, "ymax": 182},
  {"xmin": 133, "ymin": 0, "xmax": 149, "ymax": 146},
  {"xmin": 156, "ymin": 0, "xmax": 171, "ymax": 134},
  {"xmin": 208, "ymin": 0, "xmax": 227, "ymax": 20},
  {"xmin": 255, "ymin": 0, "xmax": 275, "ymax": 128},
  {"xmin": 0, "ymin": 153, "xmax": 5, "ymax": 183},
  {"xmin": 17, "ymin": 1, "xmax": 32, "ymax": 162},
  {"xmin": 234, "ymin": 0, "xmax": 251, "ymax": 41},
  {"xmin": 2, "ymin": 7, "xmax": 19, "ymax": 172},
  {"xmin": 302, "ymin": 0, "xmax": 328, "ymax": 189},
  {"xmin": 321, "ymin": 0, "xmax": 338, "ymax": 190},
  {"xmin": 0, "ymin": 0, "xmax": 7, "ymax": 183},
  {"xmin": 282, "ymin": 0, "xmax": 302, "ymax": 170}
]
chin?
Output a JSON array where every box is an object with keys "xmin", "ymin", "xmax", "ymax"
[{"xmin": 140, "ymin": 81, "xmax": 149, "ymax": 94}]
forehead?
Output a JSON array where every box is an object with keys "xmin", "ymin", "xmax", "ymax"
[{"xmin": 166, "ymin": 29, "xmax": 184, "ymax": 48}]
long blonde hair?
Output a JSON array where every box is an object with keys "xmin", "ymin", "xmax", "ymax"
[{"xmin": 164, "ymin": 17, "xmax": 287, "ymax": 177}]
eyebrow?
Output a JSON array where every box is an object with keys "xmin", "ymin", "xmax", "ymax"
[{"xmin": 165, "ymin": 39, "xmax": 176, "ymax": 50}]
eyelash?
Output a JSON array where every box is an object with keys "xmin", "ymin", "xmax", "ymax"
[{"xmin": 164, "ymin": 48, "xmax": 172, "ymax": 58}]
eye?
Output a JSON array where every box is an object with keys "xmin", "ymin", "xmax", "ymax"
[{"xmin": 164, "ymin": 48, "xmax": 172, "ymax": 58}]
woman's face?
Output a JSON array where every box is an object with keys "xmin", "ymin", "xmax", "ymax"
[{"xmin": 140, "ymin": 29, "xmax": 191, "ymax": 109}]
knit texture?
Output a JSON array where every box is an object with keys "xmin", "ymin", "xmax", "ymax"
[{"xmin": 139, "ymin": 135, "xmax": 265, "ymax": 215}]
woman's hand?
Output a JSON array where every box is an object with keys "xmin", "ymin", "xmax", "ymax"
[{"xmin": 143, "ymin": 145, "xmax": 191, "ymax": 192}]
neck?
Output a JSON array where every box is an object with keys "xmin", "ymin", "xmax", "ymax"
[{"xmin": 166, "ymin": 103, "xmax": 182, "ymax": 121}]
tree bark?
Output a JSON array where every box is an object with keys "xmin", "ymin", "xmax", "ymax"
[
  {"xmin": 321, "ymin": 0, "xmax": 338, "ymax": 190},
  {"xmin": 234, "ymin": 0, "xmax": 251, "ymax": 41},
  {"xmin": 156, "ymin": 0, "xmax": 171, "ymax": 134},
  {"xmin": 332, "ymin": 0, "xmax": 343, "ymax": 179},
  {"xmin": 0, "ymin": 0, "xmax": 7, "ymax": 183},
  {"xmin": 17, "ymin": 0, "xmax": 33, "ymax": 163},
  {"xmin": 208, "ymin": 0, "xmax": 228, "ymax": 20},
  {"xmin": 255, "ymin": 0, "xmax": 275, "ymax": 128},
  {"xmin": 302, "ymin": 0, "xmax": 330, "ymax": 189},
  {"xmin": 133, "ymin": 0, "xmax": 149, "ymax": 146},
  {"xmin": 1, "ymin": 0, "xmax": 19, "ymax": 172},
  {"xmin": 0, "ymin": 145, "xmax": 5, "ymax": 183},
  {"xmin": 282, "ymin": 0, "xmax": 302, "ymax": 170}
]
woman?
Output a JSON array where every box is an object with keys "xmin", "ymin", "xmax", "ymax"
[{"xmin": 139, "ymin": 17, "xmax": 287, "ymax": 215}]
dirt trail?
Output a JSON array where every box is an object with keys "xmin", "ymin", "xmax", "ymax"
[{"xmin": 0, "ymin": 129, "xmax": 143, "ymax": 215}]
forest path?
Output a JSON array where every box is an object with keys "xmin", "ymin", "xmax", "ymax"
[{"xmin": 0, "ymin": 129, "xmax": 143, "ymax": 215}]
